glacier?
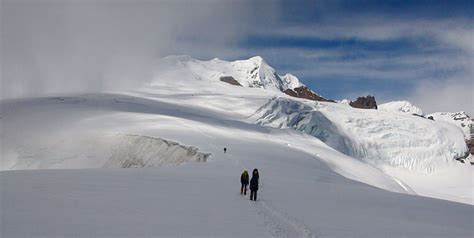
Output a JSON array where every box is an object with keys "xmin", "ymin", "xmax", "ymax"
[
  {"xmin": 254, "ymin": 97, "xmax": 468, "ymax": 173},
  {"xmin": 1, "ymin": 55, "xmax": 473, "ymax": 238}
]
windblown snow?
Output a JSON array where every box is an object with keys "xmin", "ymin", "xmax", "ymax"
[{"xmin": 1, "ymin": 55, "xmax": 473, "ymax": 238}]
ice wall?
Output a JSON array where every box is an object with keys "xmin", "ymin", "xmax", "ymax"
[{"xmin": 254, "ymin": 97, "xmax": 467, "ymax": 173}]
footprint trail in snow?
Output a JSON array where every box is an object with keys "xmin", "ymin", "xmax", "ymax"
[{"xmin": 254, "ymin": 200, "xmax": 318, "ymax": 238}]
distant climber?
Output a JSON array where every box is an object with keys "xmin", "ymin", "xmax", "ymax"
[
  {"xmin": 224, "ymin": 147, "xmax": 227, "ymax": 153},
  {"xmin": 240, "ymin": 170, "xmax": 249, "ymax": 195},
  {"xmin": 250, "ymin": 168, "xmax": 259, "ymax": 201}
]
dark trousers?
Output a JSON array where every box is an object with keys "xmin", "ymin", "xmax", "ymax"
[
  {"xmin": 250, "ymin": 190, "xmax": 257, "ymax": 201},
  {"xmin": 241, "ymin": 184, "xmax": 247, "ymax": 195}
]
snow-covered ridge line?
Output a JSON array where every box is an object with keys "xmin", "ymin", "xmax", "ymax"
[
  {"xmin": 253, "ymin": 97, "xmax": 468, "ymax": 173},
  {"xmin": 427, "ymin": 111, "xmax": 472, "ymax": 139},
  {"xmin": 378, "ymin": 101, "xmax": 472, "ymax": 140},
  {"xmin": 154, "ymin": 55, "xmax": 304, "ymax": 92},
  {"xmin": 379, "ymin": 101, "xmax": 424, "ymax": 115}
]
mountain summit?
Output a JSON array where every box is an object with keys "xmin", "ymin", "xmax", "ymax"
[
  {"xmin": 154, "ymin": 55, "xmax": 331, "ymax": 102},
  {"xmin": 155, "ymin": 55, "xmax": 301, "ymax": 91}
]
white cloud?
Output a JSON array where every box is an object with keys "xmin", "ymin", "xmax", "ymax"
[
  {"xmin": 1, "ymin": 0, "xmax": 472, "ymax": 116},
  {"xmin": 263, "ymin": 17, "xmax": 474, "ymax": 54},
  {"xmin": 407, "ymin": 77, "xmax": 474, "ymax": 116},
  {"xmin": 0, "ymin": 0, "xmax": 256, "ymax": 98}
]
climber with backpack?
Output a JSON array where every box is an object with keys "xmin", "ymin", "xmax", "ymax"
[
  {"xmin": 240, "ymin": 170, "xmax": 249, "ymax": 195},
  {"xmin": 249, "ymin": 168, "xmax": 259, "ymax": 201}
]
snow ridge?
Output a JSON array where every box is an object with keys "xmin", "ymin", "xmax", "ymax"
[
  {"xmin": 427, "ymin": 111, "xmax": 472, "ymax": 139},
  {"xmin": 379, "ymin": 101, "xmax": 424, "ymax": 115},
  {"xmin": 153, "ymin": 55, "xmax": 304, "ymax": 91}
]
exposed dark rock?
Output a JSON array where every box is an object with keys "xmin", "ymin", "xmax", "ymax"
[
  {"xmin": 220, "ymin": 76, "xmax": 242, "ymax": 86},
  {"xmin": 283, "ymin": 89, "xmax": 298, "ymax": 97},
  {"xmin": 284, "ymin": 86, "xmax": 334, "ymax": 102},
  {"xmin": 451, "ymin": 112, "xmax": 470, "ymax": 121},
  {"xmin": 466, "ymin": 139, "xmax": 474, "ymax": 155},
  {"xmin": 412, "ymin": 114, "xmax": 433, "ymax": 120},
  {"xmin": 349, "ymin": 95, "xmax": 378, "ymax": 109}
]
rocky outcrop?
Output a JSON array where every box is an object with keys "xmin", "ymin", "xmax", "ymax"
[
  {"xmin": 466, "ymin": 139, "xmax": 474, "ymax": 155},
  {"xmin": 219, "ymin": 76, "xmax": 242, "ymax": 86},
  {"xmin": 349, "ymin": 95, "xmax": 377, "ymax": 109},
  {"xmin": 283, "ymin": 89, "xmax": 298, "ymax": 97},
  {"xmin": 284, "ymin": 86, "xmax": 334, "ymax": 102},
  {"xmin": 458, "ymin": 138, "xmax": 473, "ymax": 165}
]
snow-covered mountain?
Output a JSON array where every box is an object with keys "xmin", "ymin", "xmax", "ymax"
[
  {"xmin": 378, "ymin": 101, "xmax": 472, "ymax": 140},
  {"xmin": 427, "ymin": 111, "xmax": 472, "ymax": 139},
  {"xmin": 154, "ymin": 55, "xmax": 303, "ymax": 91},
  {"xmin": 379, "ymin": 100, "xmax": 424, "ymax": 115},
  {"xmin": 2, "ymin": 55, "xmax": 473, "ymax": 237}
]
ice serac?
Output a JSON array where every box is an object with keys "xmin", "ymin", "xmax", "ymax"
[
  {"xmin": 379, "ymin": 101, "xmax": 424, "ymax": 115},
  {"xmin": 254, "ymin": 97, "xmax": 468, "ymax": 173}
]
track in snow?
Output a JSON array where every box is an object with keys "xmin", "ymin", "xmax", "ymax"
[
  {"xmin": 227, "ymin": 149, "xmax": 316, "ymax": 237},
  {"xmin": 254, "ymin": 200, "xmax": 318, "ymax": 238}
]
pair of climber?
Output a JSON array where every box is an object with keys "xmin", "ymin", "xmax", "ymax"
[{"xmin": 240, "ymin": 169, "xmax": 259, "ymax": 201}]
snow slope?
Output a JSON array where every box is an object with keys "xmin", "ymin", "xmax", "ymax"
[
  {"xmin": 1, "ymin": 56, "xmax": 473, "ymax": 237},
  {"xmin": 379, "ymin": 100, "xmax": 424, "ymax": 115},
  {"xmin": 1, "ymin": 91, "xmax": 473, "ymax": 237},
  {"xmin": 427, "ymin": 111, "xmax": 472, "ymax": 139}
]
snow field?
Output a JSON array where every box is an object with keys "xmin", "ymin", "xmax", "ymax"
[{"xmin": 1, "ymin": 55, "xmax": 473, "ymax": 237}]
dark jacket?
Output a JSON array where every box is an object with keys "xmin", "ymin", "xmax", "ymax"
[
  {"xmin": 250, "ymin": 176, "xmax": 258, "ymax": 191},
  {"xmin": 252, "ymin": 169, "xmax": 259, "ymax": 180},
  {"xmin": 241, "ymin": 172, "xmax": 249, "ymax": 185}
]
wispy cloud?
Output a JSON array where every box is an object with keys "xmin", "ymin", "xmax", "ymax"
[
  {"xmin": 260, "ymin": 18, "xmax": 474, "ymax": 53},
  {"xmin": 408, "ymin": 77, "xmax": 473, "ymax": 115}
]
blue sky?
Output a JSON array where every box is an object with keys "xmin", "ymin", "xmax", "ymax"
[
  {"xmin": 2, "ymin": 0, "xmax": 473, "ymax": 114},
  {"xmin": 228, "ymin": 0, "xmax": 473, "ymax": 112}
]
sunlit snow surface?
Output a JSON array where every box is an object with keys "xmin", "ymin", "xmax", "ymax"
[
  {"xmin": 379, "ymin": 100, "xmax": 424, "ymax": 115},
  {"xmin": 1, "ymin": 56, "xmax": 473, "ymax": 237}
]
